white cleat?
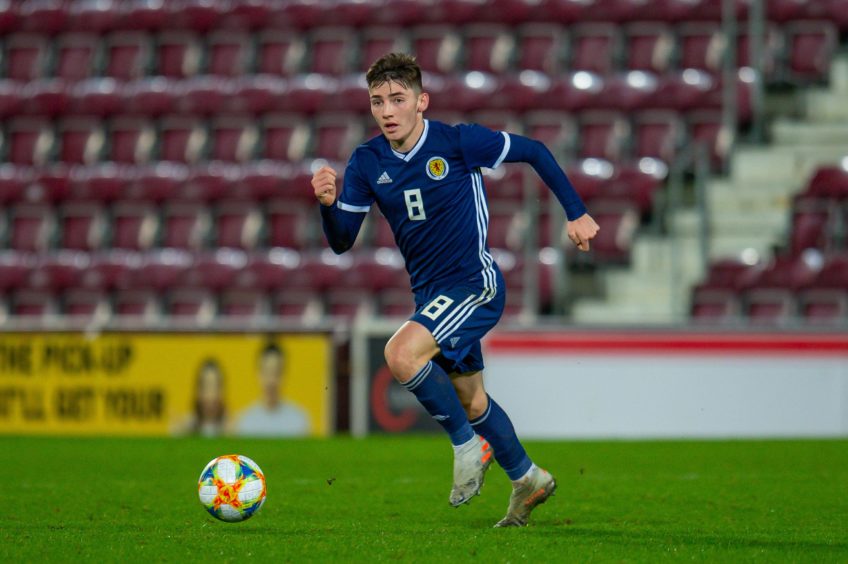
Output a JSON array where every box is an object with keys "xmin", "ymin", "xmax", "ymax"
[
  {"xmin": 494, "ymin": 466, "xmax": 557, "ymax": 527},
  {"xmin": 449, "ymin": 435, "xmax": 493, "ymax": 507}
]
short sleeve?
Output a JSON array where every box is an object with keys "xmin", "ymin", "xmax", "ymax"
[
  {"xmin": 337, "ymin": 151, "xmax": 375, "ymax": 213},
  {"xmin": 457, "ymin": 123, "xmax": 511, "ymax": 170}
]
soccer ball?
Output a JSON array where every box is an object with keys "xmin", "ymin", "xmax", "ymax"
[{"xmin": 198, "ymin": 454, "xmax": 267, "ymax": 522}]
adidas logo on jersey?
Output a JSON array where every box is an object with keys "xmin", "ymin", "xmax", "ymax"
[
  {"xmin": 449, "ymin": 337, "xmax": 461, "ymax": 348},
  {"xmin": 377, "ymin": 171, "xmax": 393, "ymax": 184}
]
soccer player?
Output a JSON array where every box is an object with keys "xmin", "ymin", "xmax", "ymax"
[{"xmin": 311, "ymin": 53, "xmax": 599, "ymax": 527}]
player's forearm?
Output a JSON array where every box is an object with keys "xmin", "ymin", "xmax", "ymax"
[
  {"xmin": 505, "ymin": 134, "xmax": 587, "ymax": 220},
  {"xmin": 319, "ymin": 203, "xmax": 363, "ymax": 254}
]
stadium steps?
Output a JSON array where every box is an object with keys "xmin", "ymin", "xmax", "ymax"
[{"xmin": 571, "ymin": 54, "xmax": 848, "ymax": 325}]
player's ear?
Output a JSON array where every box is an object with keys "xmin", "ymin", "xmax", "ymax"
[{"xmin": 417, "ymin": 92, "xmax": 429, "ymax": 114}]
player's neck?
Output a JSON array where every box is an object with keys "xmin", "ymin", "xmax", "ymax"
[{"xmin": 389, "ymin": 117, "xmax": 425, "ymax": 153}]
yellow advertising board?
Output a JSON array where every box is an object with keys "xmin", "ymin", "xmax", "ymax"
[{"xmin": 0, "ymin": 333, "xmax": 333, "ymax": 437}]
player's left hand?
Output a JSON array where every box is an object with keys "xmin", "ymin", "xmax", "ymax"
[{"xmin": 565, "ymin": 213, "xmax": 600, "ymax": 252}]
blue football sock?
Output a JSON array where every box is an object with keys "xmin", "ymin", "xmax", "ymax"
[
  {"xmin": 470, "ymin": 395, "xmax": 532, "ymax": 480},
  {"xmin": 400, "ymin": 360, "xmax": 475, "ymax": 446}
]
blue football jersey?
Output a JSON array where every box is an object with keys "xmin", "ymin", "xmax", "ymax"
[{"xmin": 337, "ymin": 120, "xmax": 511, "ymax": 300}]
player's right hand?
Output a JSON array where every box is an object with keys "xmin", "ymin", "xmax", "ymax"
[{"xmin": 311, "ymin": 165, "xmax": 338, "ymax": 206}]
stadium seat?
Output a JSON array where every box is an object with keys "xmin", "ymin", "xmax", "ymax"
[
  {"xmin": 687, "ymin": 110, "xmax": 732, "ymax": 170},
  {"xmin": 0, "ymin": 251, "xmax": 34, "ymax": 292},
  {"xmin": 690, "ymin": 288, "xmax": 742, "ymax": 325},
  {"xmin": 783, "ymin": 21, "xmax": 838, "ymax": 82},
  {"xmin": 177, "ymin": 76, "xmax": 234, "ymax": 116},
  {"xmin": 181, "ymin": 250, "xmax": 247, "ymax": 290},
  {"xmin": 482, "ymin": 165, "xmax": 529, "ymax": 203},
  {"xmin": 68, "ymin": 163, "xmax": 133, "ymax": 203},
  {"xmin": 112, "ymin": 288, "xmax": 162, "ymax": 321},
  {"xmin": 63, "ymin": 288, "xmax": 111, "ymax": 322},
  {"xmin": 0, "ymin": 80, "xmax": 24, "ymax": 119},
  {"xmin": 103, "ymin": 32, "xmax": 153, "ymax": 80},
  {"xmin": 261, "ymin": 113, "xmax": 311, "ymax": 161},
  {"xmin": 111, "ymin": 200, "xmax": 159, "ymax": 250},
  {"xmin": 266, "ymin": 201, "xmax": 312, "ymax": 249},
  {"xmin": 515, "ymin": 24, "xmax": 565, "ymax": 74},
  {"xmin": 624, "ymin": 23, "xmax": 673, "ymax": 74},
  {"xmin": 207, "ymin": 30, "xmax": 255, "ymax": 76},
  {"xmin": 272, "ymin": 289, "xmax": 324, "ymax": 320},
  {"xmin": 235, "ymin": 248, "xmax": 303, "ymax": 291},
  {"xmin": 377, "ymin": 289, "xmax": 416, "ymax": 317},
  {"xmin": 256, "ymin": 29, "xmax": 306, "ymax": 77},
  {"xmin": 123, "ymin": 77, "xmax": 180, "ymax": 116},
  {"xmin": 569, "ymin": 24, "xmax": 620, "ymax": 75},
  {"xmin": 11, "ymin": 289, "xmax": 58, "ymax": 318},
  {"xmin": 208, "ymin": 115, "xmax": 260, "ymax": 162},
  {"xmin": 67, "ymin": 0, "xmax": 121, "ymax": 33},
  {"xmin": 598, "ymin": 165, "xmax": 665, "ymax": 217},
  {"xmin": 577, "ymin": 112, "xmax": 630, "ymax": 161},
  {"xmin": 797, "ymin": 288, "xmax": 848, "ymax": 326},
  {"xmin": 4, "ymin": 33, "xmax": 50, "ymax": 80},
  {"xmin": 158, "ymin": 115, "xmax": 208, "ymax": 163},
  {"xmin": 166, "ymin": 287, "xmax": 217, "ymax": 325},
  {"xmin": 359, "ymin": 27, "xmax": 411, "ymax": 71},
  {"xmin": 78, "ymin": 250, "xmax": 142, "ymax": 290},
  {"xmin": 214, "ymin": 200, "xmax": 264, "ymax": 250},
  {"xmin": 8, "ymin": 203, "xmax": 55, "ymax": 252},
  {"xmin": 155, "ymin": 31, "xmax": 202, "ymax": 78},
  {"xmin": 108, "ymin": 117, "xmax": 156, "ymax": 163},
  {"xmin": 804, "ymin": 165, "xmax": 848, "ymax": 201},
  {"xmin": 161, "ymin": 202, "xmax": 211, "ymax": 250},
  {"xmin": 744, "ymin": 289, "xmax": 796, "ymax": 326},
  {"xmin": 57, "ymin": 117, "xmax": 105, "ymax": 164},
  {"xmin": 632, "ymin": 110, "xmax": 684, "ymax": 164},
  {"xmin": 28, "ymin": 251, "xmax": 90, "ymax": 291},
  {"xmin": 312, "ymin": 115, "xmax": 366, "ymax": 161},
  {"xmin": 122, "ymin": 249, "xmax": 194, "ymax": 291},
  {"xmin": 54, "ymin": 33, "xmax": 100, "ymax": 81},
  {"xmin": 788, "ymin": 198, "xmax": 832, "ymax": 255},
  {"xmin": 308, "ymin": 27, "xmax": 358, "ymax": 75},
  {"xmin": 325, "ymin": 289, "xmax": 376, "ymax": 320},
  {"xmin": 69, "ymin": 78, "xmax": 123, "ymax": 117},
  {"xmin": 4, "ymin": 117, "xmax": 55, "ymax": 165},
  {"xmin": 59, "ymin": 201, "xmax": 106, "ymax": 251},
  {"xmin": 464, "ymin": 25, "xmax": 515, "ymax": 73},
  {"xmin": 807, "ymin": 253, "xmax": 848, "ymax": 290},
  {"xmin": 411, "ymin": 25, "xmax": 462, "ymax": 74},
  {"xmin": 218, "ymin": 289, "xmax": 270, "ymax": 319}
]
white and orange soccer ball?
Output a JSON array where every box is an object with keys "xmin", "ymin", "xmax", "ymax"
[{"xmin": 198, "ymin": 454, "xmax": 267, "ymax": 522}]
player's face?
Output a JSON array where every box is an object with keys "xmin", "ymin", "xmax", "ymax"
[{"xmin": 369, "ymin": 80, "xmax": 429, "ymax": 152}]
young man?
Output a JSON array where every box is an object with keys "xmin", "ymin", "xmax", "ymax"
[{"xmin": 311, "ymin": 53, "xmax": 599, "ymax": 527}]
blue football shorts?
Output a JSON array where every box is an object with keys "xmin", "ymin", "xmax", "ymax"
[{"xmin": 410, "ymin": 274, "xmax": 506, "ymax": 375}]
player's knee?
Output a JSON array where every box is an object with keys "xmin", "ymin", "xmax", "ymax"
[
  {"xmin": 464, "ymin": 390, "xmax": 488, "ymax": 420},
  {"xmin": 384, "ymin": 339, "xmax": 417, "ymax": 383}
]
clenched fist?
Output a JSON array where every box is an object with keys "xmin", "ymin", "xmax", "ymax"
[{"xmin": 311, "ymin": 165, "xmax": 338, "ymax": 206}]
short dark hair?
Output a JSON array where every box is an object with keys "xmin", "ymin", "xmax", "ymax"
[
  {"xmin": 366, "ymin": 53, "xmax": 423, "ymax": 92},
  {"xmin": 260, "ymin": 341, "xmax": 283, "ymax": 361}
]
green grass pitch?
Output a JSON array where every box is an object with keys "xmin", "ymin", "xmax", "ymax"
[{"xmin": 2, "ymin": 436, "xmax": 846, "ymax": 562}]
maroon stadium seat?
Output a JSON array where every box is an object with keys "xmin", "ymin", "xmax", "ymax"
[
  {"xmin": 261, "ymin": 114, "xmax": 311, "ymax": 161},
  {"xmin": 28, "ymin": 252, "xmax": 90, "ymax": 291},
  {"xmin": 805, "ymin": 166, "xmax": 848, "ymax": 201},
  {"xmin": 687, "ymin": 110, "xmax": 731, "ymax": 170},
  {"xmin": 166, "ymin": 287, "xmax": 217, "ymax": 324},
  {"xmin": 69, "ymin": 78, "xmax": 124, "ymax": 117},
  {"xmin": 155, "ymin": 31, "xmax": 202, "ymax": 78},
  {"xmin": 360, "ymin": 27, "xmax": 410, "ymax": 72},
  {"xmin": 161, "ymin": 202, "xmax": 211, "ymax": 250},
  {"xmin": 487, "ymin": 207, "xmax": 523, "ymax": 252},
  {"xmin": 11, "ymin": 289, "xmax": 58, "ymax": 318},
  {"xmin": 464, "ymin": 25, "xmax": 515, "ymax": 73},
  {"xmin": 207, "ymin": 31, "xmax": 255, "ymax": 77},
  {"xmin": 108, "ymin": 117, "xmax": 156, "ymax": 163},
  {"xmin": 123, "ymin": 77, "xmax": 179, "ymax": 116},
  {"xmin": 219, "ymin": 289, "xmax": 269, "ymax": 319},
  {"xmin": 235, "ymin": 249, "xmax": 303, "ymax": 291},
  {"xmin": 9, "ymin": 203, "xmax": 55, "ymax": 252},
  {"xmin": 308, "ymin": 27, "xmax": 358, "ymax": 75},
  {"xmin": 0, "ymin": 80, "xmax": 24, "ymax": 119},
  {"xmin": 122, "ymin": 249, "xmax": 194, "ymax": 291},
  {"xmin": 313, "ymin": 115, "xmax": 366, "ymax": 161},
  {"xmin": 598, "ymin": 165, "xmax": 665, "ymax": 216},
  {"xmin": 624, "ymin": 23, "xmax": 673, "ymax": 74},
  {"xmin": 214, "ymin": 201, "xmax": 264, "ymax": 250},
  {"xmin": 377, "ymin": 289, "xmax": 416, "ymax": 318},
  {"xmin": 177, "ymin": 76, "xmax": 235, "ymax": 116},
  {"xmin": 0, "ymin": 251, "xmax": 34, "ymax": 292},
  {"xmin": 181, "ymin": 250, "xmax": 247, "ymax": 290},
  {"xmin": 69, "ymin": 163, "xmax": 133, "ymax": 204},
  {"xmin": 695, "ymin": 257, "xmax": 760, "ymax": 293},
  {"xmin": 59, "ymin": 202, "xmax": 106, "ymax": 251},
  {"xmin": 632, "ymin": 110, "xmax": 684, "ymax": 164},
  {"xmin": 57, "ymin": 118, "xmax": 105, "ymax": 164},
  {"xmin": 515, "ymin": 23, "xmax": 565, "ymax": 75},
  {"xmin": 79, "ymin": 250, "xmax": 141, "ymax": 290},
  {"xmin": 256, "ymin": 29, "xmax": 306, "ymax": 77},
  {"xmin": 54, "ymin": 33, "xmax": 100, "ymax": 81},
  {"xmin": 4, "ymin": 33, "xmax": 50, "ymax": 81},
  {"xmin": 690, "ymin": 288, "xmax": 742, "ymax": 325},
  {"xmin": 744, "ymin": 289, "xmax": 796, "ymax": 326},
  {"xmin": 797, "ymin": 289, "xmax": 848, "ymax": 326},
  {"xmin": 325, "ymin": 289, "xmax": 375, "ymax": 320},
  {"xmin": 159, "ymin": 115, "xmax": 208, "ymax": 163},
  {"xmin": 111, "ymin": 201, "xmax": 159, "ymax": 250},
  {"xmin": 112, "ymin": 288, "xmax": 161, "ymax": 320},
  {"xmin": 784, "ymin": 21, "xmax": 838, "ymax": 82},
  {"xmin": 67, "ymin": 0, "xmax": 121, "ymax": 33},
  {"xmin": 103, "ymin": 32, "xmax": 153, "ymax": 80},
  {"xmin": 63, "ymin": 288, "xmax": 111, "ymax": 321},
  {"xmin": 266, "ymin": 201, "xmax": 312, "ymax": 250},
  {"xmin": 570, "ymin": 24, "xmax": 620, "ymax": 75},
  {"xmin": 807, "ymin": 253, "xmax": 848, "ymax": 290},
  {"xmin": 411, "ymin": 25, "xmax": 462, "ymax": 74},
  {"xmin": 577, "ymin": 112, "xmax": 630, "ymax": 161},
  {"xmin": 208, "ymin": 116, "xmax": 260, "ymax": 162},
  {"xmin": 482, "ymin": 165, "xmax": 529, "ymax": 204},
  {"xmin": 789, "ymin": 198, "xmax": 832, "ymax": 255},
  {"xmin": 5, "ymin": 117, "xmax": 54, "ymax": 165},
  {"xmin": 272, "ymin": 289, "xmax": 323, "ymax": 320}
]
